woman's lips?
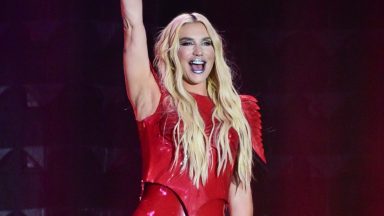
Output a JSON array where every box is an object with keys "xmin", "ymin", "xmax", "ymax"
[{"xmin": 189, "ymin": 59, "xmax": 206, "ymax": 74}]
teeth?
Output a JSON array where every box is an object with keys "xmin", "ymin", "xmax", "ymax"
[
  {"xmin": 192, "ymin": 70, "xmax": 204, "ymax": 74},
  {"xmin": 190, "ymin": 59, "xmax": 205, "ymax": 65},
  {"xmin": 189, "ymin": 59, "xmax": 205, "ymax": 74}
]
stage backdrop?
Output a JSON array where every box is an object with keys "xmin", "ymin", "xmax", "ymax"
[{"xmin": 0, "ymin": 0, "xmax": 383, "ymax": 215}]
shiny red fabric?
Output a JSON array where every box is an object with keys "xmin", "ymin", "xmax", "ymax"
[
  {"xmin": 135, "ymin": 93, "xmax": 265, "ymax": 216},
  {"xmin": 133, "ymin": 184, "xmax": 187, "ymax": 216},
  {"xmin": 240, "ymin": 95, "xmax": 266, "ymax": 164}
]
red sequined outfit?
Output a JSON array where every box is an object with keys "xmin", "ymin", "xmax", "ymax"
[{"xmin": 133, "ymin": 92, "xmax": 265, "ymax": 216}]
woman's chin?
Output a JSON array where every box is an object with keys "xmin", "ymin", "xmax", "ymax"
[{"xmin": 183, "ymin": 75, "xmax": 207, "ymax": 86}]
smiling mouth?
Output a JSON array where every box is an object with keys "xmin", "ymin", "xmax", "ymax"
[{"xmin": 189, "ymin": 59, "xmax": 206, "ymax": 74}]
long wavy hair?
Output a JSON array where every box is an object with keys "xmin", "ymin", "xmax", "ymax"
[{"xmin": 154, "ymin": 12, "xmax": 253, "ymax": 188}]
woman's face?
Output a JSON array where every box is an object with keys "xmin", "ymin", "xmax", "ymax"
[{"xmin": 177, "ymin": 22, "xmax": 215, "ymax": 93}]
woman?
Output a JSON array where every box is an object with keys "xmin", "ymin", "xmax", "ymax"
[{"xmin": 121, "ymin": 0, "xmax": 266, "ymax": 215}]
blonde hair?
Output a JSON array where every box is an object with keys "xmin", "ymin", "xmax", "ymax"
[{"xmin": 154, "ymin": 12, "xmax": 253, "ymax": 188}]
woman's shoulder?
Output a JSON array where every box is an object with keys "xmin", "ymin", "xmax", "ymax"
[
  {"xmin": 239, "ymin": 94, "xmax": 260, "ymax": 110},
  {"xmin": 240, "ymin": 94, "xmax": 266, "ymax": 164},
  {"xmin": 239, "ymin": 94, "xmax": 261, "ymax": 120}
]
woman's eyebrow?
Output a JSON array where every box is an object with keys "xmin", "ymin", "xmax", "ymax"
[
  {"xmin": 179, "ymin": 37, "xmax": 211, "ymax": 41},
  {"xmin": 179, "ymin": 37, "xmax": 193, "ymax": 41}
]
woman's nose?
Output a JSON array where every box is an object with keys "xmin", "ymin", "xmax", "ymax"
[{"xmin": 193, "ymin": 45, "xmax": 203, "ymax": 56}]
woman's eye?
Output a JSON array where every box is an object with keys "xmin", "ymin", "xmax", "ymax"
[
  {"xmin": 202, "ymin": 40, "xmax": 213, "ymax": 46},
  {"xmin": 180, "ymin": 41, "xmax": 194, "ymax": 46}
]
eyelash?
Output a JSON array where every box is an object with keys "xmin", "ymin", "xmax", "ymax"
[
  {"xmin": 180, "ymin": 41, "xmax": 194, "ymax": 46},
  {"xmin": 179, "ymin": 41, "xmax": 213, "ymax": 46},
  {"xmin": 202, "ymin": 41, "xmax": 213, "ymax": 46}
]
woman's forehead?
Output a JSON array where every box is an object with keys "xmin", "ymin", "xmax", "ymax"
[{"xmin": 179, "ymin": 22, "xmax": 209, "ymax": 39}]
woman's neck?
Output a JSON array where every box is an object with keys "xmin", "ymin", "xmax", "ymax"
[{"xmin": 183, "ymin": 81, "xmax": 208, "ymax": 96}]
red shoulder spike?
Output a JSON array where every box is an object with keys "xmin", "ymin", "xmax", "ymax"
[{"xmin": 240, "ymin": 95, "xmax": 266, "ymax": 164}]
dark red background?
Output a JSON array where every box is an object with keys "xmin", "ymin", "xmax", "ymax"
[{"xmin": 0, "ymin": 0, "xmax": 383, "ymax": 215}]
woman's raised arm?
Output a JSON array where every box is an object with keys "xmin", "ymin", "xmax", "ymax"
[{"xmin": 121, "ymin": 0, "xmax": 160, "ymax": 120}]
